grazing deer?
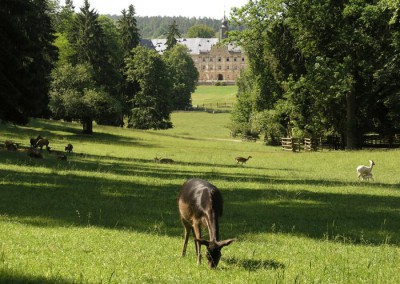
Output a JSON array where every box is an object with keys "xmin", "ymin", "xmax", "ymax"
[
  {"xmin": 178, "ymin": 178, "xmax": 235, "ymax": 268},
  {"xmin": 65, "ymin": 143, "xmax": 73, "ymax": 153},
  {"xmin": 30, "ymin": 135, "xmax": 43, "ymax": 148},
  {"xmin": 235, "ymin": 155, "xmax": 252, "ymax": 164},
  {"xmin": 35, "ymin": 138, "xmax": 50, "ymax": 151}
]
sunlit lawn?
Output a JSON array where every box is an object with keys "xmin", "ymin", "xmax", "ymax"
[{"xmin": 1, "ymin": 114, "xmax": 400, "ymax": 283}]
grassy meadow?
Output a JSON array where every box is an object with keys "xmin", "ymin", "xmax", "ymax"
[
  {"xmin": 1, "ymin": 88, "xmax": 400, "ymax": 283},
  {"xmin": 191, "ymin": 85, "xmax": 237, "ymax": 109}
]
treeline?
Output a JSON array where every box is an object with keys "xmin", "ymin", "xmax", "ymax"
[
  {"xmin": 229, "ymin": 0, "xmax": 400, "ymax": 149},
  {"xmin": 107, "ymin": 15, "xmax": 222, "ymax": 39},
  {"xmin": 1, "ymin": 0, "xmax": 198, "ymax": 134}
]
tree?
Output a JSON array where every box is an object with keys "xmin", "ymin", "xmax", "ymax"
[
  {"xmin": 49, "ymin": 63, "xmax": 121, "ymax": 134},
  {"xmin": 229, "ymin": 0, "xmax": 400, "ymax": 148},
  {"xmin": 0, "ymin": 0, "xmax": 58, "ymax": 124},
  {"xmin": 165, "ymin": 20, "xmax": 181, "ymax": 50},
  {"xmin": 117, "ymin": 4, "xmax": 141, "ymax": 123},
  {"xmin": 117, "ymin": 5, "xmax": 140, "ymax": 57},
  {"xmin": 68, "ymin": 0, "xmax": 122, "ymax": 126},
  {"xmin": 163, "ymin": 44, "xmax": 198, "ymax": 110},
  {"xmin": 186, "ymin": 24, "xmax": 216, "ymax": 38},
  {"xmin": 125, "ymin": 46, "xmax": 173, "ymax": 129}
]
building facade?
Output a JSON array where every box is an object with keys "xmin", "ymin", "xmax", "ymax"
[{"xmin": 141, "ymin": 18, "xmax": 247, "ymax": 84}]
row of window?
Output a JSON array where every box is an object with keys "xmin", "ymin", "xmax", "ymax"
[
  {"xmin": 202, "ymin": 65, "xmax": 243, "ymax": 70},
  {"xmin": 200, "ymin": 57, "xmax": 245, "ymax": 63},
  {"xmin": 201, "ymin": 74, "xmax": 232, "ymax": 80}
]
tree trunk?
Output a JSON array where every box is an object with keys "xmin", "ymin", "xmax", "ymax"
[
  {"xmin": 345, "ymin": 91, "xmax": 357, "ymax": 149},
  {"xmin": 82, "ymin": 117, "xmax": 93, "ymax": 134}
]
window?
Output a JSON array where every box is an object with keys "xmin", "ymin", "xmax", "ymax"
[
  {"xmin": 210, "ymin": 58, "xmax": 213, "ymax": 62},
  {"xmin": 202, "ymin": 66, "xmax": 206, "ymax": 70},
  {"xmin": 218, "ymin": 57, "xmax": 221, "ymax": 62},
  {"xmin": 226, "ymin": 65, "xmax": 230, "ymax": 70},
  {"xmin": 234, "ymin": 57, "xmax": 237, "ymax": 62},
  {"xmin": 242, "ymin": 57, "xmax": 245, "ymax": 62},
  {"xmin": 234, "ymin": 65, "xmax": 238, "ymax": 70},
  {"xmin": 202, "ymin": 57, "xmax": 206, "ymax": 62},
  {"xmin": 226, "ymin": 57, "xmax": 230, "ymax": 62},
  {"xmin": 218, "ymin": 65, "xmax": 222, "ymax": 70}
]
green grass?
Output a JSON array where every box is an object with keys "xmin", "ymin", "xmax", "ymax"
[
  {"xmin": 192, "ymin": 85, "xmax": 237, "ymax": 109},
  {"xmin": 1, "ymin": 114, "xmax": 400, "ymax": 283}
]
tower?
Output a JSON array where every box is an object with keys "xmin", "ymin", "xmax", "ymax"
[{"xmin": 220, "ymin": 13, "xmax": 228, "ymax": 40}]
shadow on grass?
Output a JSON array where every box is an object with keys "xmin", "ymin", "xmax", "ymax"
[
  {"xmin": 1, "ymin": 135, "xmax": 400, "ymax": 246},
  {"xmin": 224, "ymin": 258, "xmax": 285, "ymax": 271},
  {"xmin": 1, "ymin": 119, "xmax": 152, "ymax": 149},
  {"xmin": 1, "ymin": 155, "xmax": 400, "ymax": 246},
  {"xmin": 0, "ymin": 269, "xmax": 71, "ymax": 284}
]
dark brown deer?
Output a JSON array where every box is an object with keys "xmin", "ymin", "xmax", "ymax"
[
  {"xmin": 65, "ymin": 143, "xmax": 73, "ymax": 153},
  {"xmin": 35, "ymin": 138, "xmax": 50, "ymax": 151},
  {"xmin": 235, "ymin": 155, "xmax": 252, "ymax": 164},
  {"xmin": 30, "ymin": 135, "xmax": 43, "ymax": 148},
  {"xmin": 177, "ymin": 178, "xmax": 235, "ymax": 268}
]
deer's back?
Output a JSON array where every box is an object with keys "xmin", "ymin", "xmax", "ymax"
[{"xmin": 178, "ymin": 179, "xmax": 223, "ymax": 221}]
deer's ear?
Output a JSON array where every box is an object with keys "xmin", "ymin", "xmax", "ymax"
[
  {"xmin": 196, "ymin": 239, "xmax": 210, "ymax": 246},
  {"xmin": 218, "ymin": 238, "xmax": 236, "ymax": 248}
]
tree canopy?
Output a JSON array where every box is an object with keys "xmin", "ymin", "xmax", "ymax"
[
  {"xmin": 185, "ymin": 24, "xmax": 216, "ymax": 38},
  {"xmin": 229, "ymin": 0, "xmax": 400, "ymax": 148},
  {"xmin": 125, "ymin": 46, "xmax": 173, "ymax": 129},
  {"xmin": 0, "ymin": 0, "xmax": 57, "ymax": 124},
  {"xmin": 163, "ymin": 44, "xmax": 199, "ymax": 110}
]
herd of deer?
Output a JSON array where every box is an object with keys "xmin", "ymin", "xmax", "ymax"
[{"xmin": 4, "ymin": 134, "xmax": 73, "ymax": 161}]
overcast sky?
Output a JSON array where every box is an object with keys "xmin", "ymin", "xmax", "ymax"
[{"xmin": 71, "ymin": 0, "xmax": 248, "ymax": 18}]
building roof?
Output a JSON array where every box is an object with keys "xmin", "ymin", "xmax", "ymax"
[{"xmin": 140, "ymin": 38, "xmax": 242, "ymax": 55}]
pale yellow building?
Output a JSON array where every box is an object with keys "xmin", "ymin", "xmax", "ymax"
[{"xmin": 141, "ymin": 18, "xmax": 247, "ymax": 84}]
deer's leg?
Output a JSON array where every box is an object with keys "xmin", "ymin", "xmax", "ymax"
[
  {"xmin": 193, "ymin": 223, "xmax": 202, "ymax": 265},
  {"xmin": 181, "ymin": 219, "xmax": 191, "ymax": 257}
]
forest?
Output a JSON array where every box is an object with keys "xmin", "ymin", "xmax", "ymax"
[
  {"xmin": 1, "ymin": 0, "xmax": 199, "ymax": 134},
  {"xmin": 107, "ymin": 15, "xmax": 223, "ymax": 39}
]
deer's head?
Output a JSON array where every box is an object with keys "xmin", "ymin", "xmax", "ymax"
[{"xmin": 197, "ymin": 239, "xmax": 235, "ymax": 268}]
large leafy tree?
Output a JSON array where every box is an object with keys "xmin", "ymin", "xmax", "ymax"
[
  {"xmin": 163, "ymin": 44, "xmax": 198, "ymax": 110},
  {"xmin": 230, "ymin": 0, "xmax": 400, "ymax": 148},
  {"xmin": 49, "ymin": 63, "xmax": 121, "ymax": 134},
  {"xmin": 0, "ymin": 0, "xmax": 57, "ymax": 124},
  {"xmin": 125, "ymin": 46, "xmax": 173, "ymax": 129}
]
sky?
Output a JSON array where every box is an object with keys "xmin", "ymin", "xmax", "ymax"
[{"xmin": 71, "ymin": 0, "xmax": 248, "ymax": 19}]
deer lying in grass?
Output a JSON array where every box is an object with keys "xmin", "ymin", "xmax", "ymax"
[
  {"xmin": 154, "ymin": 157, "xmax": 174, "ymax": 164},
  {"xmin": 178, "ymin": 178, "xmax": 235, "ymax": 268},
  {"xmin": 4, "ymin": 140, "xmax": 17, "ymax": 151},
  {"xmin": 235, "ymin": 156, "xmax": 252, "ymax": 165}
]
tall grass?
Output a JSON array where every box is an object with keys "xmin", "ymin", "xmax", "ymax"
[{"xmin": 1, "ymin": 115, "xmax": 399, "ymax": 283}]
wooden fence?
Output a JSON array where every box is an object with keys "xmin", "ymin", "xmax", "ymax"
[
  {"xmin": 281, "ymin": 137, "xmax": 301, "ymax": 152},
  {"xmin": 281, "ymin": 137, "xmax": 341, "ymax": 152}
]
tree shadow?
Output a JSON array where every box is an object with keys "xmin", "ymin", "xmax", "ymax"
[{"xmin": 0, "ymin": 270, "xmax": 72, "ymax": 284}]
